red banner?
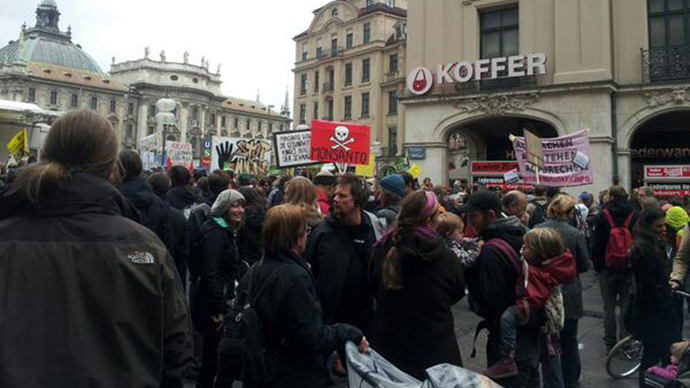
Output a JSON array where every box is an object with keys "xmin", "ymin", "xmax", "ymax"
[
  {"xmin": 471, "ymin": 161, "xmax": 520, "ymax": 175},
  {"xmin": 310, "ymin": 120, "xmax": 370, "ymax": 166},
  {"xmin": 644, "ymin": 165, "xmax": 690, "ymax": 179}
]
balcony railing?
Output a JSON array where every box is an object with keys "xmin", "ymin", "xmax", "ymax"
[
  {"xmin": 299, "ymin": 88, "xmax": 307, "ymax": 96},
  {"xmin": 323, "ymin": 82, "xmax": 334, "ymax": 92},
  {"xmin": 642, "ymin": 45, "xmax": 690, "ymax": 82},
  {"xmin": 385, "ymin": 72, "xmax": 401, "ymax": 82}
]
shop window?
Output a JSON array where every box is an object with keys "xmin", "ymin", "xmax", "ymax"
[
  {"xmin": 362, "ymin": 58, "xmax": 370, "ymax": 82},
  {"xmin": 480, "ymin": 7, "xmax": 520, "ymax": 89},
  {"xmin": 361, "ymin": 92, "xmax": 370, "ymax": 117},
  {"xmin": 299, "ymin": 104, "xmax": 306, "ymax": 124},
  {"xmin": 344, "ymin": 96, "xmax": 352, "ymax": 119},
  {"xmin": 388, "ymin": 127, "xmax": 398, "ymax": 156},
  {"xmin": 388, "ymin": 91, "xmax": 398, "ymax": 115}
]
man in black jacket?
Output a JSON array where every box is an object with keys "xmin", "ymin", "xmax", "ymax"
[
  {"xmin": 304, "ymin": 173, "xmax": 377, "ymax": 332},
  {"xmin": 119, "ymin": 151, "xmax": 189, "ymax": 285},
  {"xmin": 591, "ymin": 186, "xmax": 639, "ymax": 353},
  {"xmin": 166, "ymin": 166, "xmax": 203, "ymax": 211},
  {"xmin": 463, "ymin": 190, "xmax": 540, "ymax": 387}
]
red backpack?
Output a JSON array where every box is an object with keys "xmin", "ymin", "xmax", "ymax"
[{"xmin": 603, "ymin": 209, "xmax": 634, "ymax": 270}]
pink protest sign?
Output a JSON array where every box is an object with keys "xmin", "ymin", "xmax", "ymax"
[{"xmin": 511, "ymin": 129, "xmax": 593, "ymax": 187}]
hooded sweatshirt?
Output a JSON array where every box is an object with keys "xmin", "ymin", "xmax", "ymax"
[{"xmin": 166, "ymin": 185, "xmax": 201, "ymax": 211}]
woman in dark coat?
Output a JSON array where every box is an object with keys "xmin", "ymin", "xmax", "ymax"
[
  {"xmin": 539, "ymin": 194, "xmax": 590, "ymax": 388},
  {"xmin": 370, "ymin": 190, "xmax": 465, "ymax": 380},
  {"xmin": 231, "ymin": 204, "xmax": 368, "ymax": 388},
  {"xmin": 630, "ymin": 207, "xmax": 681, "ymax": 387},
  {"xmin": 238, "ymin": 186, "xmax": 268, "ymax": 265}
]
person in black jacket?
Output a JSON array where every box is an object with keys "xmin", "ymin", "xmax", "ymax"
[
  {"xmin": 192, "ymin": 189, "xmax": 245, "ymax": 388},
  {"xmin": 238, "ymin": 186, "xmax": 268, "ymax": 265},
  {"xmin": 370, "ymin": 190, "xmax": 465, "ymax": 379},
  {"xmin": 166, "ymin": 165, "xmax": 202, "ymax": 211},
  {"xmin": 119, "ymin": 150, "xmax": 189, "ymax": 284},
  {"xmin": 591, "ymin": 186, "xmax": 639, "ymax": 352},
  {"xmin": 226, "ymin": 204, "xmax": 368, "ymax": 388},
  {"xmin": 630, "ymin": 207, "xmax": 680, "ymax": 387},
  {"xmin": 0, "ymin": 110, "xmax": 192, "ymax": 388},
  {"xmin": 462, "ymin": 190, "xmax": 541, "ymax": 388}
]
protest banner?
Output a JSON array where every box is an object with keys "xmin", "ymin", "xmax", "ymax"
[
  {"xmin": 355, "ymin": 156, "xmax": 376, "ymax": 178},
  {"xmin": 166, "ymin": 141, "xmax": 193, "ymax": 171},
  {"xmin": 7, "ymin": 129, "xmax": 29, "ymax": 158},
  {"xmin": 310, "ymin": 120, "xmax": 371, "ymax": 166},
  {"xmin": 511, "ymin": 129, "xmax": 593, "ymax": 187},
  {"xmin": 211, "ymin": 136, "xmax": 272, "ymax": 175},
  {"xmin": 138, "ymin": 133, "xmax": 161, "ymax": 171},
  {"xmin": 273, "ymin": 129, "xmax": 318, "ymax": 169}
]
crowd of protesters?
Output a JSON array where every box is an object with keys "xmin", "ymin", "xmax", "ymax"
[{"xmin": 3, "ymin": 110, "xmax": 690, "ymax": 388}]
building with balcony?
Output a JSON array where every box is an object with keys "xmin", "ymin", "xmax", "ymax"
[
  {"xmin": 293, "ymin": 0, "xmax": 407, "ymax": 160},
  {"xmin": 404, "ymin": 0, "xmax": 690, "ymax": 194}
]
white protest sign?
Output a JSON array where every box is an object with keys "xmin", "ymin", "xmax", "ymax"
[
  {"xmin": 503, "ymin": 169, "xmax": 520, "ymax": 184},
  {"xmin": 273, "ymin": 130, "xmax": 318, "ymax": 168},
  {"xmin": 166, "ymin": 141, "xmax": 193, "ymax": 171}
]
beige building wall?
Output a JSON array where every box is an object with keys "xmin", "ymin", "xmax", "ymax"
[
  {"xmin": 293, "ymin": 0, "xmax": 407, "ymax": 160},
  {"xmin": 404, "ymin": 0, "xmax": 690, "ymax": 194}
]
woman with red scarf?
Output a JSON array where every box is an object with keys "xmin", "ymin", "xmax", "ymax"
[{"xmin": 369, "ymin": 190, "xmax": 466, "ymax": 379}]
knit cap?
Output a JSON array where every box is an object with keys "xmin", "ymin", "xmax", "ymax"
[
  {"xmin": 211, "ymin": 189, "xmax": 245, "ymax": 217},
  {"xmin": 380, "ymin": 174, "xmax": 406, "ymax": 198},
  {"xmin": 666, "ymin": 206, "xmax": 690, "ymax": 232}
]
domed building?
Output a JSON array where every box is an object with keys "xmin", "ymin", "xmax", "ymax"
[
  {"xmin": 0, "ymin": 0, "xmax": 134, "ymax": 145},
  {"xmin": 0, "ymin": 0, "xmax": 292, "ymax": 163}
]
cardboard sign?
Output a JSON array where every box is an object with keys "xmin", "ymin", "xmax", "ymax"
[
  {"xmin": 512, "ymin": 129, "xmax": 593, "ymax": 187},
  {"xmin": 212, "ymin": 136, "xmax": 272, "ymax": 175},
  {"xmin": 310, "ymin": 120, "xmax": 371, "ymax": 166},
  {"xmin": 409, "ymin": 164, "xmax": 421, "ymax": 179},
  {"xmin": 273, "ymin": 130, "xmax": 318, "ymax": 168},
  {"xmin": 524, "ymin": 130, "xmax": 544, "ymax": 169},
  {"xmin": 166, "ymin": 142, "xmax": 193, "ymax": 171},
  {"xmin": 503, "ymin": 169, "xmax": 520, "ymax": 184}
]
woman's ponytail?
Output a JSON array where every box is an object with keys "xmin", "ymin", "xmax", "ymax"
[{"xmin": 15, "ymin": 161, "xmax": 69, "ymax": 203}]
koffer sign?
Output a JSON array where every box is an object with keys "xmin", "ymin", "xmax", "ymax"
[{"xmin": 407, "ymin": 53, "xmax": 547, "ymax": 95}]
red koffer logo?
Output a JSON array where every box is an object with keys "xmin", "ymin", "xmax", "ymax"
[{"xmin": 407, "ymin": 67, "xmax": 433, "ymax": 95}]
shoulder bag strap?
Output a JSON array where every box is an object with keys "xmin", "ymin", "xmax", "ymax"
[
  {"xmin": 623, "ymin": 212, "xmax": 635, "ymax": 229},
  {"xmin": 603, "ymin": 208, "xmax": 616, "ymax": 228}
]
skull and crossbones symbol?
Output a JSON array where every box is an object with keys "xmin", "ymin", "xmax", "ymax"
[{"xmin": 330, "ymin": 126, "xmax": 355, "ymax": 151}]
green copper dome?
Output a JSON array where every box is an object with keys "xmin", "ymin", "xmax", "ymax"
[{"xmin": 0, "ymin": 36, "xmax": 103, "ymax": 73}]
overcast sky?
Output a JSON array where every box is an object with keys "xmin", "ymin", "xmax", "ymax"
[{"xmin": 1, "ymin": 0, "xmax": 327, "ymax": 115}]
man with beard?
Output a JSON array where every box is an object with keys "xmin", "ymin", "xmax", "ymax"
[{"xmin": 462, "ymin": 190, "xmax": 541, "ymax": 387}]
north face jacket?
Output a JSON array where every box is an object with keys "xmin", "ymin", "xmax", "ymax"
[{"xmin": 0, "ymin": 172, "xmax": 193, "ymax": 388}]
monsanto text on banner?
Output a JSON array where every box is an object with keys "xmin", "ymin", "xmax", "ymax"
[
  {"xmin": 511, "ymin": 129, "xmax": 593, "ymax": 187},
  {"xmin": 310, "ymin": 120, "xmax": 371, "ymax": 166}
]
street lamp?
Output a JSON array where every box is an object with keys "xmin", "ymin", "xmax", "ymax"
[{"xmin": 155, "ymin": 98, "xmax": 176, "ymax": 169}]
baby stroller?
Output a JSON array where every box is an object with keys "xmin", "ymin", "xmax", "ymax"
[
  {"xmin": 345, "ymin": 341, "xmax": 503, "ymax": 388},
  {"xmin": 645, "ymin": 342, "xmax": 690, "ymax": 388}
]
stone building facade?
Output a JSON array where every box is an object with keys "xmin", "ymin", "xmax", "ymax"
[
  {"xmin": 293, "ymin": 0, "xmax": 407, "ymax": 159},
  {"xmin": 0, "ymin": 0, "xmax": 291, "ymax": 164},
  {"xmin": 404, "ymin": 0, "xmax": 690, "ymax": 195}
]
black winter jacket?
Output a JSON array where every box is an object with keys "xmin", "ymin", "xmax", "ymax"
[
  {"xmin": 370, "ymin": 232, "xmax": 465, "ymax": 380},
  {"xmin": 166, "ymin": 185, "xmax": 202, "ymax": 211},
  {"xmin": 121, "ymin": 177, "xmax": 189, "ymax": 281},
  {"xmin": 237, "ymin": 206, "xmax": 267, "ymax": 265},
  {"xmin": 538, "ymin": 219, "xmax": 590, "ymax": 320},
  {"xmin": 630, "ymin": 233, "xmax": 680, "ymax": 344},
  {"xmin": 303, "ymin": 212, "xmax": 376, "ymax": 330},
  {"xmin": 192, "ymin": 217, "xmax": 240, "ymax": 317},
  {"xmin": 591, "ymin": 200, "xmax": 638, "ymax": 272},
  {"xmin": 240, "ymin": 251, "xmax": 363, "ymax": 388},
  {"xmin": 0, "ymin": 172, "xmax": 193, "ymax": 388}
]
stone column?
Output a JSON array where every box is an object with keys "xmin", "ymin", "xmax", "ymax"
[
  {"xmin": 216, "ymin": 113, "xmax": 222, "ymax": 136},
  {"xmin": 179, "ymin": 103, "xmax": 189, "ymax": 142},
  {"xmin": 137, "ymin": 103, "xmax": 149, "ymax": 143},
  {"xmin": 199, "ymin": 107, "xmax": 207, "ymax": 137}
]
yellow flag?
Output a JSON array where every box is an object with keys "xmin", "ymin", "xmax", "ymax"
[
  {"xmin": 355, "ymin": 157, "xmax": 376, "ymax": 178},
  {"xmin": 409, "ymin": 164, "xmax": 421, "ymax": 179},
  {"xmin": 7, "ymin": 129, "xmax": 29, "ymax": 157}
]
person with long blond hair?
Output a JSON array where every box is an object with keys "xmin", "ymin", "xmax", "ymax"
[
  {"xmin": 369, "ymin": 190, "xmax": 465, "ymax": 379},
  {"xmin": 0, "ymin": 110, "xmax": 192, "ymax": 388},
  {"xmin": 285, "ymin": 176, "xmax": 323, "ymax": 231}
]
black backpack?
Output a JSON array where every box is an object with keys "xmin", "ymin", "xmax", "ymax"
[
  {"xmin": 529, "ymin": 200, "xmax": 547, "ymax": 229},
  {"xmin": 218, "ymin": 263, "xmax": 284, "ymax": 384}
]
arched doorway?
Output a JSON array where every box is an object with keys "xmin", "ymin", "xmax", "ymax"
[
  {"xmin": 629, "ymin": 110, "xmax": 690, "ymax": 189},
  {"xmin": 446, "ymin": 117, "xmax": 558, "ymax": 185}
]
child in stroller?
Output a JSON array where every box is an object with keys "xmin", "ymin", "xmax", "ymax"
[{"xmin": 645, "ymin": 340, "xmax": 690, "ymax": 387}]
